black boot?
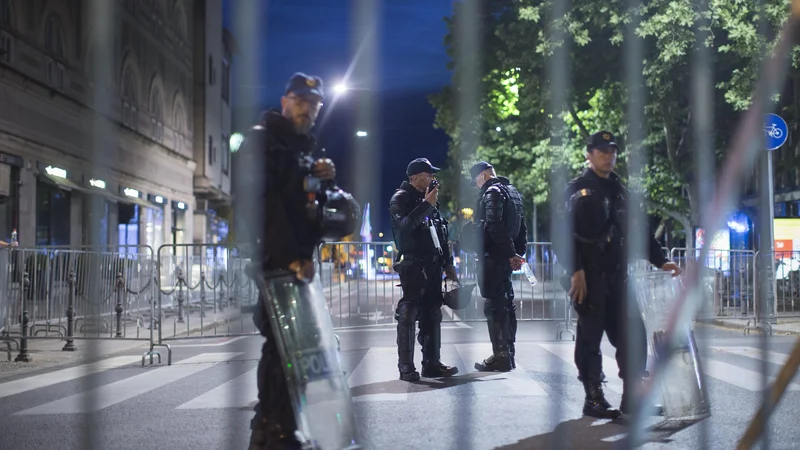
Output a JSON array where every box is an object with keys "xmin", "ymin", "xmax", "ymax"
[
  {"xmin": 249, "ymin": 418, "xmax": 303, "ymax": 450},
  {"xmin": 475, "ymin": 319, "xmax": 512, "ymax": 372},
  {"xmin": 582, "ymin": 382, "xmax": 621, "ymax": 419},
  {"xmin": 397, "ymin": 321, "xmax": 420, "ymax": 382},
  {"xmin": 420, "ymin": 322, "xmax": 458, "ymax": 378},
  {"xmin": 620, "ymin": 378, "xmax": 664, "ymax": 416},
  {"xmin": 509, "ymin": 309, "xmax": 518, "ymax": 369}
]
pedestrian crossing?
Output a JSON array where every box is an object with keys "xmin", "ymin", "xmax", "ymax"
[{"xmin": 0, "ymin": 342, "xmax": 796, "ymax": 417}]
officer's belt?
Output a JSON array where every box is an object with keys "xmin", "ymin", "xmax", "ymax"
[{"xmin": 397, "ymin": 253, "xmax": 441, "ymax": 263}]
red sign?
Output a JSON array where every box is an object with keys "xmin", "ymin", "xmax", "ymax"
[{"xmin": 775, "ymin": 239, "xmax": 793, "ymax": 253}]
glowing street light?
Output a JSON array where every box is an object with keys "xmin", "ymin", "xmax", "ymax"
[
  {"xmin": 356, "ymin": 131, "xmax": 368, "ymax": 137},
  {"xmin": 334, "ymin": 83, "xmax": 348, "ymax": 95}
]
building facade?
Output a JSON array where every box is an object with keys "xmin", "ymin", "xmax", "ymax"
[
  {"xmin": 192, "ymin": 0, "xmax": 236, "ymax": 251},
  {"xmin": 0, "ymin": 0, "xmax": 206, "ymax": 254}
]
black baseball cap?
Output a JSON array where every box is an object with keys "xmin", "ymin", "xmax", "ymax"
[
  {"xmin": 406, "ymin": 158, "xmax": 441, "ymax": 177},
  {"xmin": 587, "ymin": 130, "xmax": 619, "ymax": 152},
  {"xmin": 285, "ymin": 72, "xmax": 324, "ymax": 99},
  {"xmin": 469, "ymin": 161, "xmax": 494, "ymax": 186}
]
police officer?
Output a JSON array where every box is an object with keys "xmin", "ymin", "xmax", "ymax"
[
  {"xmin": 389, "ymin": 158, "xmax": 459, "ymax": 381},
  {"xmin": 233, "ymin": 72, "xmax": 336, "ymax": 450},
  {"xmin": 557, "ymin": 130, "xmax": 681, "ymax": 419},
  {"xmin": 464, "ymin": 162, "xmax": 527, "ymax": 371}
]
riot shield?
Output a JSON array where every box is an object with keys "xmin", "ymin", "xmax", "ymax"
[
  {"xmin": 253, "ymin": 268, "xmax": 361, "ymax": 450},
  {"xmin": 632, "ymin": 270, "xmax": 711, "ymax": 423}
]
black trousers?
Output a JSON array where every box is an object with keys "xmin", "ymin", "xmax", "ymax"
[
  {"xmin": 250, "ymin": 293, "xmax": 297, "ymax": 439},
  {"xmin": 574, "ymin": 269, "xmax": 647, "ymax": 384},
  {"xmin": 476, "ymin": 256, "xmax": 515, "ymax": 354},
  {"xmin": 395, "ymin": 257, "xmax": 444, "ymax": 370}
]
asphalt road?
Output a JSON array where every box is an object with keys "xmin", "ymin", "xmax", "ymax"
[{"xmin": 1, "ymin": 319, "xmax": 799, "ymax": 450}]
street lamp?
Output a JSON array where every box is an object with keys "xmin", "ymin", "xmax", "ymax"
[
  {"xmin": 334, "ymin": 83, "xmax": 348, "ymax": 95},
  {"xmin": 356, "ymin": 131, "xmax": 368, "ymax": 137}
]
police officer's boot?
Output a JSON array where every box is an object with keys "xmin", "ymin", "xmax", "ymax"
[
  {"xmin": 582, "ymin": 381, "xmax": 621, "ymax": 419},
  {"xmin": 397, "ymin": 321, "xmax": 420, "ymax": 382},
  {"xmin": 620, "ymin": 376, "xmax": 664, "ymax": 416},
  {"xmin": 475, "ymin": 320, "xmax": 512, "ymax": 372},
  {"xmin": 509, "ymin": 312, "xmax": 518, "ymax": 369},
  {"xmin": 249, "ymin": 418, "xmax": 303, "ymax": 450},
  {"xmin": 421, "ymin": 323, "xmax": 458, "ymax": 378}
]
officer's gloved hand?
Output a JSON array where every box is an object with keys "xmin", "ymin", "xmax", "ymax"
[
  {"xmin": 569, "ymin": 270, "xmax": 587, "ymax": 304},
  {"xmin": 444, "ymin": 265, "xmax": 458, "ymax": 282},
  {"xmin": 661, "ymin": 262, "xmax": 681, "ymax": 277},
  {"xmin": 289, "ymin": 259, "xmax": 315, "ymax": 283},
  {"xmin": 312, "ymin": 158, "xmax": 336, "ymax": 181}
]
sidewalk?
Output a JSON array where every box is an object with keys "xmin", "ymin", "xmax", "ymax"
[
  {"xmin": 0, "ymin": 304, "xmax": 246, "ymax": 379},
  {"xmin": 700, "ymin": 317, "xmax": 800, "ymax": 335}
]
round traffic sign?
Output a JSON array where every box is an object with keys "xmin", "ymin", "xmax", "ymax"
[{"xmin": 764, "ymin": 113, "xmax": 788, "ymax": 150}]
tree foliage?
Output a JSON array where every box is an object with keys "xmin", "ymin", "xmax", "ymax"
[{"xmin": 431, "ymin": 0, "xmax": 800, "ymax": 240}]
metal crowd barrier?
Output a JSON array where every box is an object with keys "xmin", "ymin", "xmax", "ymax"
[
  {"xmin": 0, "ymin": 245, "xmax": 157, "ymax": 362},
  {"xmin": 0, "ymin": 241, "xmax": 781, "ymax": 363},
  {"xmin": 317, "ymin": 241, "xmax": 578, "ymax": 339},
  {"xmin": 670, "ymin": 248, "xmax": 758, "ymax": 322},
  {"xmin": 318, "ymin": 242, "xmax": 779, "ymax": 336},
  {"xmin": 0, "ymin": 244, "xmax": 262, "ymax": 365},
  {"xmin": 151, "ymin": 243, "xmax": 260, "ymax": 363}
]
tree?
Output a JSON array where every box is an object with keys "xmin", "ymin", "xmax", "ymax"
[{"xmin": 431, "ymin": 0, "xmax": 800, "ymax": 242}]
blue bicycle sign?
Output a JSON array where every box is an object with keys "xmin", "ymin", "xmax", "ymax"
[{"xmin": 764, "ymin": 113, "xmax": 788, "ymax": 150}]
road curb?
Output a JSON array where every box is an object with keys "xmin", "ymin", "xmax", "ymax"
[{"xmin": 697, "ymin": 318, "xmax": 800, "ymax": 335}]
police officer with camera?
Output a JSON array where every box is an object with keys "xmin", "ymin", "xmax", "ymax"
[
  {"xmin": 389, "ymin": 158, "xmax": 459, "ymax": 381},
  {"xmin": 460, "ymin": 162, "xmax": 527, "ymax": 372},
  {"xmin": 556, "ymin": 130, "xmax": 681, "ymax": 419},
  {"xmin": 233, "ymin": 73, "xmax": 353, "ymax": 449}
]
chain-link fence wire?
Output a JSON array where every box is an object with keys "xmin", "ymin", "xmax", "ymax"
[{"xmin": 56, "ymin": 0, "xmax": 800, "ymax": 448}]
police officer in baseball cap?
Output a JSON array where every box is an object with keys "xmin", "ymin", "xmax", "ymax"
[
  {"xmin": 389, "ymin": 157, "xmax": 459, "ymax": 381},
  {"xmin": 235, "ymin": 70, "xmax": 341, "ymax": 449},
  {"xmin": 552, "ymin": 129, "xmax": 681, "ymax": 420}
]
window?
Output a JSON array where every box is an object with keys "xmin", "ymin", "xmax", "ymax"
[
  {"xmin": 208, "ymin": 55, "xmax": 215, "ymax": 85},
  {"xmin": 46, "ymin": 58, "xmax": 66, "ymax": 90},
  {"xmin": 221, "ymin": 58, "xmax": 230, "ymax": 103},
  {"xmin": 0, "ymin": 0, "xmax": 10, "ymax": 26},
  {"xmin": 208, "ymin": 135, "xmax": 214, "ymax": 165},
  {"xmin": 0, "ymin": 31, "xmax": 11, "ymax": 65},
  {"xmin": 173, "ymin": 102, "xmax": 185, "ymax": 152},
  {"xmin": 222, "ymin": 134, "xmax": 229, "ymax": 174},
  {"xmin": 45, "ymin": 16, "xmax": 65, "ymax": 58},
  {"xmin": 121, "ymin": 68, "xmax": 138, "ymax": 130},
  {"xmin": 150, "ymin": 87, "xmax": 164, "ymax": 142}
]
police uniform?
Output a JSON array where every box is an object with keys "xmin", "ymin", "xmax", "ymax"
[
  {"xmin": 558, "ymin": 131, "xmax": 668, "ymax": 419},
  {"xmin": 389, "ymin": 158, "xmax": 459, "ymax": 381},
  {"xmin": 465, "ymin": 162, "xmax": 527, "ymax": 372},
  {"xmin": 233, "ymin": 73, "xmax": 328, "ymax": 450}
]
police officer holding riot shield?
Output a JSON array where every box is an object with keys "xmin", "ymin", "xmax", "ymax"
[
  {"xmin": 463, "ymin": 162, "xmax": 527, "ymax": 372},
  {"xmin": 233, "ymin": 73, "xmax": 347, "ymax": 450},
  {"xmin": 389, "ymin": 158, "xmax": 459, "ymax": 381},
  {"xmin": 556, "ymin": 131, "xmax": 681, "ymax": 419}
]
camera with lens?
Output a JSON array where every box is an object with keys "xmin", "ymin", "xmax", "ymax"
[{"xmin": 300, "ymin": 156, "xmax": 361, "ymax": 241}]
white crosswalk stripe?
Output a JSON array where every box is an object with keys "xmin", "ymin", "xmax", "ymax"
[
  {"xmin": 0, "ymin": 355, "xmax": 142, "ymax": 400},
  {"xmin": 2, "ymin": 343, "xmax": 800, "ymax": 416},
  {"xmin": 13, "ymin": 353, "xmax": 242, "ymax": 415},
  {"xmin": 176, "ymin": 367, "xmax": 259, "ymax": 410}
]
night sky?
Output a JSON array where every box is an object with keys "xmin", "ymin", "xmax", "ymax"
[{"xmin": 222, "ymin": 0, "xmax": 456, "ymax": 238}]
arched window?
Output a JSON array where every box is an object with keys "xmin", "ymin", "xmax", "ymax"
[
  {"xmin": 44, "ymin": 15, "xmax": 65, "ymax": 58},
  {"xmin": 0, "ymin": 0, "xmax": 11, "ymax": 26},
  {"xmin": 0, "ymin": 0, "xmax": 11, "ymax": 65},
  {"xmin": 173, "ymin": 100, "xmax": 185, "ymax": 152},
  {"xmin": 150, "ymin": 87, "xmax": 164, "ymax": 143},
  {"xmin": 44, "ymin": 15, "xmax": 66, "ymax": 90},
  {"xmin": 121, "ymin": 67, "xmax": 138, "ymax": 130}
]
